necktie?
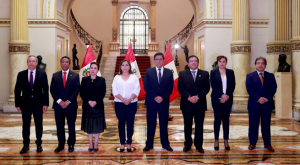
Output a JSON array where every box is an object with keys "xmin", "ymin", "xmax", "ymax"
[
  {"xmin": 30, "ymin": 71, "xmax": 33, "ymax": 87},
  {"xmin": 192, "ymin": 71, "xmax": 196, "ymax": 82},
  {"xmin": 158, "ymin": 68, "xmax": 161, "ymax": 84},
  {"xmin": 63, "ymin": 72, "xmax": 67, "ymax": 87},
  {"xmin": 259, "ymin": 72, "xmax": 263, "ymax": 86}
]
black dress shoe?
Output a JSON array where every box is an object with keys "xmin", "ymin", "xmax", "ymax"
[
  {"xmin": 197, "ymin": 148, "xmax": 204, "ymax": 153},
  {"xmin": 214, "ymin": 146, "xmax": 219, "ymax": 151},
  {"xmin": 54, "ymin": 145, "xmax": 64, "ymax": 153},
  {"xmin": 68, "ymin": 145, "xmax": 74, "ymax": 152},
  {"xmin": 37, "ymin": 146, "xmax": 43, "ymax": 152},
  {"xmin": 93, "ymin": 148, "xmax": 98, "ymax": 152},
  {"xmin": 88, "ymin": 147, "xmax": 93, "ymax": 152},
  {"xmin": 225, "ymin": 146, "xmax": 230, "ymax": 150},
  {"xmin": 143, "ymin": 146, "xmax": 153, "ymax": 151},
  {"xmin": 163, "ymin": 146, "xmax": 173, "ymax": 152},
  {"xmin": 120, "ymin": 148, "xmax": 125, "ymax": 152},
  {"xmin": 127, "ymin": 148, "xmax": 132, "ymax": 152},
  {"xmin": 20, "ymin": 146, "xmax": 29, "ymax": 154},
  {"xmin": 183, "ymin": 146, "xmax": 191, "ymax": 152}
]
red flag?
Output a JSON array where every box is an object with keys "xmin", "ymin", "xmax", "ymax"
[
  {"xmin": 80, "ymin": 43, "xmax": 101, "ymax": 79},
  {"xmin": 163, "ymin": 43, "xmax": 180, "ymax": 102},
  {"xmin": 125, "ymin": 43, "xmax": 146, "ymax": 99}
]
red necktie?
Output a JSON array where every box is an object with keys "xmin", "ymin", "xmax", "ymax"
[{"xmin": 63, "ymin": 72, "xmax": 66, "ymax": 87}]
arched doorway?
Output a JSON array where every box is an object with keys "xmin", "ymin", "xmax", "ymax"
[{"xmin": 120, "ymin": 6, "xmax": 149, "ymax": 54}]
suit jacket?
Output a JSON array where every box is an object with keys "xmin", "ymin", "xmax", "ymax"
[
  {"xmin": 210, "ymin": 68, "xmax": 236, "ymax": 99},
  {"xmin": 50, "ymin": 70, "xmax": 80, "ymax": 110},
  {"xmin": 246, "ymin": 71, "xmax": 277, "ymax": 111},
  {"xmin": 14, "ymin": 69, "xmax": 49, "ymax": 109},
  {"xmin": 80, "ymin": 76, "xmax": 106, "ymax": 110},
  {"xmin": 178, "ymin": 69, "xmax": 210, "ymax": 111},
  {"xmin": 144, "ymin": 67, "xmax": 174, "ymax": 106}
]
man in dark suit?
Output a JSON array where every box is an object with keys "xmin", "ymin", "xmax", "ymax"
[
  {"xmin": 178, "ymin": 55, "xmax": 210, "ymax": 153},
  {"xmin": 246, "ymin": 57, "xmax": 277, "ymax": 152},
  {"xmin": 15, "ymin": 55, "xmax": 49, "ymax": 154},
  {"xmin": 50, "ymin": 56, "xmax": 80, "ymax": 152},
  {"xmin": 143, "ymin": 52, "xmax": 174, "ymax": 152}
]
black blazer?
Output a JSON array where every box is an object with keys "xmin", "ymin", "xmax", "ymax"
[
  {"xmin": 14, "ymin": 69, "xmax": 49, "ymax": 109},
  {"xmin": 210, "ymin": 69, "xmax": 236, "ymax": 99},
  {"xmin": 80, "ymin": 76, "xmax": 106, "ymax": 110},
  {"xmin": 50, "ymin": 70, "xmax": 80, "ymax": 110},
  {"xmin": 144, "ymin": 67, "xmax": 174, "ymax": 106},
  {"xmin": 246, "ymin": 71, "xmax": 277, "ymax": 111},
  {"xmin": 178, "ymin": 69, "xmax": 210, "ymax": 111}
]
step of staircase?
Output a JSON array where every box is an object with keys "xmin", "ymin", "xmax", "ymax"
[{"xmin": 100, "ymin": 56, "xmax": 117, "ymax": 98}]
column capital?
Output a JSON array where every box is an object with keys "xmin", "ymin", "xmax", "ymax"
[
  {"xmin": 150, "ymin": 0, "xmax": 156, "ymax": 6},
  {"xmin": 230, "ymin": 46, "xmax": 251, "ymax": 53},
  {"xmin": 112, "ymin": 0, "xmax": 118, "ymax": 6},
  {"xmin": 292, "ymin": 42, "xmax": 300, "ymax": 50}
]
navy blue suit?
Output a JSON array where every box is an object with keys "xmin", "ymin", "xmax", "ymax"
[
  {"xmin": 246, "ymin": 71, "xmax": 277, "ymax": 146},
  {"xmin": 144, "ymin": 67, "xmax": 173, "ymax": 148},
  {"xmin": 50, "ymin": 70, "xmax": 80, "ymax": 146},
  {"xmin": 210, "ymin": 69, "xmax": 235, "ymax": 140},
  {"xmin": 178, "ymin": 69, "xmax": 210, "ymax": 149},
  {"xmin": 14, "ymin": 69, "xmax": 49, "ymax": 146}
]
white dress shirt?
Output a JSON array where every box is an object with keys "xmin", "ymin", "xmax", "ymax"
[
  {"xmin": 156, "ymin": 67, "xmax": 164, "ymax": 83},
  {"xmin": 57, "ymin": 69, "xmax": 71, "ymax": 104},
  {"xmin": 221, "ymin": 75, "xmax": 227, "ymax": 94},
  {"xmin": 112, "ymin": 74, "xmax": 140, "ymax": 103},
  {"xmin": 28, "ymin": 69, "xmax": 36, "ymax": 83},
  {"xmin": 257, "ymin": 70, "xmax": 264, "ymax": 78},
  {"xmin": 190, "ymin": 69, "xmax": 198, "ymax": 80}
]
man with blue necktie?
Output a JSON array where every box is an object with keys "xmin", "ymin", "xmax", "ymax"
[
  {"xmin": 143, "ymin": 52, "xmax": 174, "ymax": 152},
  {"xmin": 246, "ymin": 57, "xmax": 277, "ymax": 152},
  {"xmin": 15, "ymin": 55, "xmax": 49, "ymax": 154}
]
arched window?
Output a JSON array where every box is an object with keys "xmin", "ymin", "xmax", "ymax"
[{"xmin": 120, "ymin": 6, "xmax": 149, "ymax": 54}]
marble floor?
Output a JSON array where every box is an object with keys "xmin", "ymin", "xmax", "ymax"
[{"xmin": 0, "ymin": 99, "xmax": 300, "ymax": 164}]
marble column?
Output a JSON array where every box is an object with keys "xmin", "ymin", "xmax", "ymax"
[
  {"xmin": 3, "ymin": 0, "xmax": 30, "ymax": 112},
  {"xmin": 148, "ymin": 0, "xmax": 158, "ymax": 57},
  {"xmin": 266, "ymin": 0, "xmax": 292, "ymax": 73},
  {"xmin": 231, "ymin": 0, "xmax": 251, "ymax": 111},
  {"xmin": 109, "ymin": 0, "xmax": 120, "ymax": 55},
  {"xmin": 291, "ymin": 0, "xmax": 300, "ymax": 120}
]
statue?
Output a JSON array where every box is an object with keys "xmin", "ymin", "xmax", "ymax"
[
  {"xmin": 212, "ymin": 56, "xmax": 219, "ymax": 70},
  {"xmin": 179, "ymin": 44, "xmax": 189, "ymax": 70},
  {"xmin": 72, "ymin": 44, "xmax": 80, "ymax": 70},
  {"xmin": 277, "ymin": 54, "xmax": 291, "ymax": 72},
  {"xmin": 36, "ymin": 55, "xmax": 46, "ymax": 71}
]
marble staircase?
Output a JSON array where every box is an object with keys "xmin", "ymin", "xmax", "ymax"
[{"xmin": 100, "ymin": 56, "xmax": 117, "ymax": 98}]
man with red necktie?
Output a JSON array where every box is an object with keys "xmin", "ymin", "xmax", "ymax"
[
  {"xmin": 50, "ymin": 56, "xmax": 80, "ymax": 153},
  {"xmin": 15, "ymin": 55, "xmax": 49, "ymax": 154}
]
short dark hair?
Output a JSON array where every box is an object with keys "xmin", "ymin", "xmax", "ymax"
[
  {"xmin": 187, "ymin": 55, "xmax": 199, "ymax": 62},
  {"xmin": 217, "ymin": 55, "xmax": 227, "ymax": 62},
  {"xmin": 90, "ymin": 61, "xmax": 99, "ymax": 70},
  {"xmin": 255, "ymin": 56, "xmax": 267, "ymax": 65},
  {"xmin": 60, "ymin": 56, "xmax": 71, "ymax": 64},
  {"xmin": 119, "ymin": 59, "xmax": 133, "ymax": 75},
  {"xmin": 27, "ymin": 55, "xmax": 37, "ymax": 62},
  {"xmin": 154, "ymin": 52, "xmax": 164, "ymax": 60}
]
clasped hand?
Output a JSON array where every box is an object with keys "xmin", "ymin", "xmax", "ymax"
[
  {"xmin": 220, "ymin": 94, "xmax": 229, "ymax": 103},
  {"xmin": 88, "ymin": 101, "xmax": 97, "ymax": 108},
  {"xmin": 122, "ymin": 98, "xmax": 132, "ymax": 105},
  {"xmin": 188, "ymin": 96, "xmax": 198, "ymax": 104},
  {"xmin": 258, "ymin": 97, "xmax": 267, "ymax": 104},
  {"xmin": 155, "ymin": 96, "xmax": 163, "ymax": 103},
  {"xmin": 59, "ymin": 101, "xmax": 70, "ymax": 109}
]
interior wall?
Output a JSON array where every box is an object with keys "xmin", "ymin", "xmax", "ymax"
[
  {"xmin": 0, "ymin": 27, "xmax": 10, "ymax": 109},
  {"xmin": 0, "ymin": 0, "xmax": 10, "ymax": 18}
]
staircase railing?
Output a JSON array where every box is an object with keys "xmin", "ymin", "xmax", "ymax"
[
  {"xmin": 70, "ymin": 9, "xmax": 103, "ymax": 64},
  {"xmin": 166, "ymin": 15, "xmax": 194, "ymax": 52}
]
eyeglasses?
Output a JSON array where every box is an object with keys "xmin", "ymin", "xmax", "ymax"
[{"xmin": 189, "ymin": 60, "xmax": 198, "ymax": 63}]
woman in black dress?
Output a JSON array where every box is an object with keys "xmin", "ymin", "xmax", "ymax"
[{"xmin": 80, "ymin": 62, "xmax": 106, "ymax": 152}]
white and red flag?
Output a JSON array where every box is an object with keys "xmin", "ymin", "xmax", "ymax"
[
  {"xmin": 79, "ymin": 43, "xmax": 101, "ymax": 80},
  {"xmin": 163, "ymin": 43, "xmax": 180, "ymax": 102},
  {"xmin": 124, "ymin": 43, "xmax": 146, "ymax": 99}
]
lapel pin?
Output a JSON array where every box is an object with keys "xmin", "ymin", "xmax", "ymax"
[
  {"xmin": 199, "ymin": 75, "xmax": 201, "ymax": 77},
  {"xmin": 70, "ymin": 74, "xmax": 72, "ymax": 76}
]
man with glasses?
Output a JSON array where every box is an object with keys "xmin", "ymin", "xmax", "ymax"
[
  {"xmin": 178, "ymin": 55, "xmax": 210, "ymax": 153},
  {"xmin": 15, "ymin": 55, "xmax": 49, "ymax": 154},
  {"xmin": 246, "ymin": 57, "xmax": 277, "ymax": 152},
  {"xmin": 50, "ymin": 56, "xmax": 80, "ymax": 153},
  {"xmin": 143, "ymin": 52, "xmax": 174, "ymax": 152}
]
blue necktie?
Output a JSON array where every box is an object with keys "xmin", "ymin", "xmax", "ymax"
[
  {"xmin": 158, "ymin": 68, "xmax": 161, "ymax": 84},
  {"xmin": 192, "ymin": 71, "xmax": 196, "ymax": 82}
]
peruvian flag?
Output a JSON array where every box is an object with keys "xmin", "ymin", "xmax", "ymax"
[
  {"xmin": 163, "ymin": 43, "xmax": 180, "ymax": 102},
  {"xmin": 79, "ymin": 43, "xmax": 101, "ymax": 80},
  {"xmin": 124, "ymin": 43, "xmax": 146, "ymax": 99}
]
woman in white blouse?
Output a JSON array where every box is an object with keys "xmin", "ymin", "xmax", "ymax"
[
  {"xmin": 112, "ymin": 59, "xmax": 140, "ymax": 152},
  {"xmin": 210, "ymin": 56, "xmax": 236, "ymax": 151}
]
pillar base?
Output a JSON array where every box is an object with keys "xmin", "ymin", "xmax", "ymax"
[
  {"xmin": 232, "ymin": 97, "xmax": 248, "ymax": 112},
  {"xmin": 293, "ymin": 101, "xmax": 300, "ymax": 121},
  {"xmin": 3, "ymin": 101, "xmax": 18, "ymax": 113}
]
